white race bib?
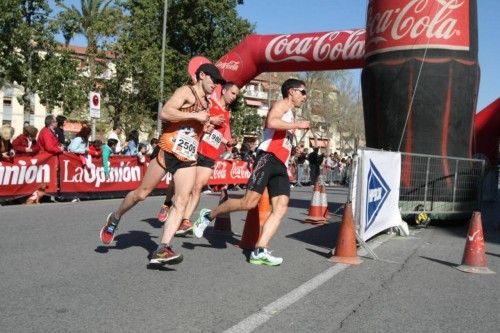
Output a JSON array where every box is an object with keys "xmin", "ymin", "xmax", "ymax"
[
  {"xmin": 203, "ymin": 130, "xmax": 223, "ymax": 149},
  {"xmin": 173, "ymin": 132, "xmax": 198, "ymax": 160}
]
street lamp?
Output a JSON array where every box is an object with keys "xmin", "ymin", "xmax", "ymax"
[{"xmin": 157, "ymin": 0, "xmax": 168, "ymax": 136}]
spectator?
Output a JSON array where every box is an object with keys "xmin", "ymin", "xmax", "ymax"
[
  {"xmin": 12, "ymin": 125, "xmax": 41, "ymax": 155},
  {"xmin": 122, "ymin": 129, "xmax": 139, "ymax": 156},
  {"xmin": 23, "ymin": 121, "xmax": 30, "ymax": 128},
  {"xmin": 307, "ymin": 147, "xmax": 324, "ymax": 185},
  {"xmin": 54, "ymin": 115, "xmax": 67, "ymax": 147},
  {"xmin": 137, "ymin": 143, "xmax": 147, "ymax": 164},
  {"xmin": 296, "ymin": 147, "xmax": 308, "ymax": 186},
  {"xmin": 107, "ymin": 124, "xmax": 124, "ymax": 154},
  {"xmin": 68, "ymin": 126, "xmax": 92, "ymax": 154},
  {"xmin": 147, "ymin": 138, "xmax": 159, "ymax": 157},
  {"xmin": 102, "ymin": 138, "xmax": 118, "ymax": 179},
  {"xmin": 0, "ymin": 125, "xmax": 15, "ymax": 161},
  {"xmin": 38, "ymin": 115, "xmax": 63, "ymax": 155},
  {"xmin": 88, "ymin": 140, "xmax": 103, "ymax": 158}
]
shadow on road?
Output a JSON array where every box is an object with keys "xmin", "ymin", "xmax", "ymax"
[
  {"xmin": 286, "ymin": 222, "xmax": 339, "ymax": 251},
  {"xmin": 95, "ymin": 230, "xmax": 158, "ymax": 254},
  {"xmin": 141, "ymin": 218, "xmax": 163, "ymax": 229},
  {"xmin": 420, "ymin": 255, "xmax": 457, "ymax": 268},
  {"xmin": 181, "ymin": 226, "xmax": 240, "ymax": 250}
]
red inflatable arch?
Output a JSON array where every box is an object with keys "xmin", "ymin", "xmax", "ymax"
[{"xmin": 203, "ymin": 0, "xmax": 496, "ymax": 165}]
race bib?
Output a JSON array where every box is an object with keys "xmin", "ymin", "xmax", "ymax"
[
  {"xmin": 173, "ymin": 132, "xmax": 198, "ymax": 160},
  {"xmin": 203, "ymin": 130, "xmax": 223, "ymax": 149}
]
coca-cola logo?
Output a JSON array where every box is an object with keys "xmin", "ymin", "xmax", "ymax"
[
  {"xmin": 230, "ymin": 163, "xmax": 251, "ymax": 179},
  {"xmin": 366, "ymin": 0, "xmax": 469, "ymax": 55},
  {"xmin": 212, "ymin": 161, "xmax": 227, "ymax": 179},
  {"xmin": 216, "ymin": 53, "xmax": 242, "ymax": 73},
  {"xmin": 264, "ymin": 30, "xmax": 365, "ymax": 63},
  {"xmin": 216, "ymin": 60, "xmax": 240, "ymax": 71}
]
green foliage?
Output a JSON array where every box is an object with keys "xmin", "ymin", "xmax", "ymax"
[
  {"xmin": 230, "ymin": 92, "xmax": 263, "ymax": 140},
  {"xmin": 104, "ymin": 0, "xmax": 253, "ymax": 133}
]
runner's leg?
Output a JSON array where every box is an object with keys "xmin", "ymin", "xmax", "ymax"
[
  {"xmin": 255, "ymin": 194, "xmax": 289, "ymax": 248},
  {"xmin": 160, "ymin": 166, "xmax": 197, "ymax": 244},
  {"xmin": 183, "ymin": 166, "xmax": 212, "ymax": 220},
  {"xmin": 114, "ymin": 155, "xmax": 167, "ymax": 219}
]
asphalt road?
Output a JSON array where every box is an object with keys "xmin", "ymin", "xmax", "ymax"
[{"xmin": 0, "ymin": 187, "xmax": 498, "ymax": 332}]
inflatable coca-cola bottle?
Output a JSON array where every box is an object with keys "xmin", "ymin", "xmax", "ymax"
[{"xmin": 362, "ymin": 0, "xmax": 479, "ymax": 205}]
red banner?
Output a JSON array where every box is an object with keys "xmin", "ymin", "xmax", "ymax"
[
  {"xmin": 59, "ymin": 153, "xmax": 150, "ymax": 193},
  {"xmin": 365, "ymin": 0, "xmax": 470, "ymax": 57},
  {"xmin": 0, "ymin": 152, "xmax": 58, "ymax": 200},
  {"xmin": 208, "ymin": 160, "xmax": 251, "ymax": 185}
]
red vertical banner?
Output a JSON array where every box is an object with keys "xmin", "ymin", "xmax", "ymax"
[{"xmin": 0, "ymin": 153, "xmax": 58, "ymax": 201}]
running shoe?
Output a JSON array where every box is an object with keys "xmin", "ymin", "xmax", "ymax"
[
  {"xmin": 175, "ymin": 219, "xmax": 193, "ymax": 236},
  {"xmin": 249, "ymin": 248, "xmax": 283, "ymax": 266},
  {"xmin": 149, "ymin": 244, "xmax": 183, "ymax": 265},
  {"xmin": 157, "ymin": 204, "xmax": 170, "ymax": 222},
  {"xmin": 193, "ymin": 208, "xmax": 214, "ymax": 238},
  {"xmin": 100, "ymin": 213, "xmax": 119, "ymax": 245}
]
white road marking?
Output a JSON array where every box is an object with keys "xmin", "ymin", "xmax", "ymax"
[{"xmin": 223, "ymin": 235, "xmax": 392, "ymax": 333}]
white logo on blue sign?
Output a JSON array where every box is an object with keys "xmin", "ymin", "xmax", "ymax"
[{"xmin": 365, "ymin": 159, "xmax": 390, "ymax": 231}]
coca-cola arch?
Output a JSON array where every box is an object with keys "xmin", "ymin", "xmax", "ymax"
[{"xmin": 212, "ymin": 0, "xmax": 485, "ymax": 164}]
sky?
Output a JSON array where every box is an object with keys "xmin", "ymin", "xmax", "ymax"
[{"xmin": 53, "ymin": 0, "xmax": 498, "ymax": 111}]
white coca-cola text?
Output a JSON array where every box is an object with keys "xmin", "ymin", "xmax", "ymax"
[
  {"xmin": 367, "ymin": 0, "xmax": 464, "ymax": 42},
  {"xmin": 216, "ymin": 61, "xmax": 240, "ymax": 71},
  {"xmin": 264, "ymin": 30, "xmax": 365, "ymax": 63}
]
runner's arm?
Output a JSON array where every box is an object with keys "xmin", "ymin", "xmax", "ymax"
[
  {"xmin": 160, "ymin": 86, "xmax": 209, "ymax": 123},
  {"xmin": 266, "ymin": 101, "xmax": 309, "ymax": 130}
]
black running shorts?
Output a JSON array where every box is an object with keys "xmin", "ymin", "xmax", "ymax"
[
  {"xmin": 247, "ymin": 151, "xmax": 290, "ymax": 198},
  {"xmin": 196, "ymin": 153, "xmax": 215, "ymax": 169},
  {"xmin": 157, "ymin": 150, "xmax": 197, "ymax": 175}
]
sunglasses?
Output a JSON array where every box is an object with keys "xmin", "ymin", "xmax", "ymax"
[{"xmin": 293, "ymin": 88, "xmax": 307, "ymax": 96}]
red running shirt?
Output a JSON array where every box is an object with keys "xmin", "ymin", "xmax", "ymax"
[{"xmin": 197, "ymin": 98, "xmax": 231, "ymax": 160}]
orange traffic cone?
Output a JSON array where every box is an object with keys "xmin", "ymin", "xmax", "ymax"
[
  {"xmin": 320, "ymin": 184, "xmax": 330, "ymax": 221},
  {"xmin": 213, "ymin": 188, "xmax": 232, "ymax": 234},
  {"xmin": 456, "ymin": 212, "xmax": 495, "ymax": 274},
  {"xmin": 329, "ymin": 202, "xmax": 362, "ymax": 265},
  {"xmin": 305, "ymin": 182, "xmax": 326, "ymax": 224},
  {"xmin": 239, "ymin": 188, "xmax": 271, "ymax": 250}
]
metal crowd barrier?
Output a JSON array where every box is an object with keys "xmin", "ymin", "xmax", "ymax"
[{"xmin": 399, "ymin": 152, "xmax": 485, "ymax": 219}]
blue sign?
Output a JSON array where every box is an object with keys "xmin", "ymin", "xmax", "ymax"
[{"xmin": 365, "ymin": 159, "xmax": 391, "ymax": 231}]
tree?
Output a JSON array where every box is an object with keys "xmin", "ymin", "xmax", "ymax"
[
  {"xmin": 230, "ymin": 91, "xmax": 262, "ymax": 141},
  {"xmin": 109, "ymin": 0, "xmax": 253, "ymax": 131},
  {"xmin": 54, "ymin": 0, "xmax": 123, "ymax": 80}
]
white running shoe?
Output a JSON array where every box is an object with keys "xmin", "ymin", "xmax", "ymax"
[
  {"xmin": 193, "ymin": 208, "xmax": 214, "ymax": 238},
  {"xmin": 249, "ymin": 248, "xmax": 283, "ymax": 266}
]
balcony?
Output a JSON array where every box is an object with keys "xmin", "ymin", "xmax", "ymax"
[{"xmin": 243, "ymin": 89, "xmax": 268, "ymax": 100}]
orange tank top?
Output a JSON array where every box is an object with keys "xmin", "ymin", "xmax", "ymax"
[{"xmin": 158, "ymin": 86, "xmax": 207, "ymax": 161}]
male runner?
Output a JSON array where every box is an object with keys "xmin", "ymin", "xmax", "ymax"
[
  {"xmin": 194, "ymin": 78, "xmax": 309, "ymax": 266},
  {"xmin": 99, "ymin": 63, "xmax": 225, "ymax": 265}
]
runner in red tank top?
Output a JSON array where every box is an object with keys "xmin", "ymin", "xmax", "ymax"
[
  {"xmin": 99, "ymin": 63, "xmax": 226, "ymax": 266},
  {"xmin": 194, "ymin": 79, "xmax": 310, "ymax": 266},
  {"xmin": 157, "ymin": 82, "xmax": 239, "ymax": 236}
]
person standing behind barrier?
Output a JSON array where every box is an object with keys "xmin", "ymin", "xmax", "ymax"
[
  {"xmin": 54, "ymin": 115, "xmax": 67, "ymax": 148},
  {"xmin": 12, "ymin": 125, "xmax": 40, "ymax": 156},
  {"xmin": 308, "ymin": 147, "xmax": 323, "ymax": 185},
  {"xmin": 194, "ymin": 78, "xmax": 309, "ymax": 266},
  {"xmin": 122, "ymin": 129, "xmax": 139, "ymax": 156},
  {"xmin": 99, "ymin": 63, "xmax": 224, "ymax": 265},
  {"xmin": 102, "ymin": 138, "xmax": 118, "ymax": 180},
  {"xmin": 37, "ymin": 115, "xmax": 63, "ymax": 155},
  {"xmin": 296, "ymin": 147, "xmax": 307, "ymax": 186},
  {"xmin": 107, "ymin": 124, "xmax": 124, "ymax": 154},
  {"xmin": 0, "ymin": 125, "xmax": 15, "ymax": 161}
]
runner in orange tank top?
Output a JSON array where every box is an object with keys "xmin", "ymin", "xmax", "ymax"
[
  {"xmin": 156, "ymin": 82, "xmax": 239, "ymax": 236},
  {"xmin": 99, "ymin": 63, "xmax": 226, "ymax": 266}
]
